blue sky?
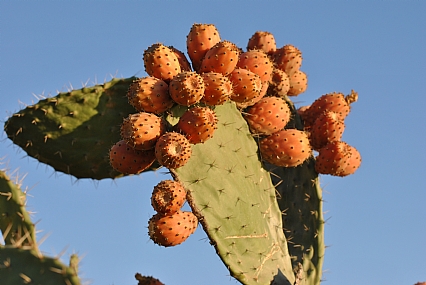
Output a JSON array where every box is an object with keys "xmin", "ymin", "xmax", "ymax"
[{"xmin": 1, "ymin": 1, "xmax": 425, "ymax": 284}]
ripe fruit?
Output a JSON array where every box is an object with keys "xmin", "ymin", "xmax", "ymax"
[
  {"xmin": 273, "ymin": 44, "xmax": 303, "ymax": 75},
  {"xmin": 199, "ymin": 40, "xmax": 240, "ymax": 76},
  {"xmin": 143, "ymin": 43, "xmax": 181, "ymax": 81},
  {"xmin": 247, "ymin": 31, "xmax": 276, "ymax": 55},
  {"xmin": 121, "ymin": 113, "xmax": 166, "ymax": 150},
  {"xmin": 109, "ymin": 140, "xmax": 156, "ymax": 175},
  {"xmin": 148, "ymin": 210, "xmax": 198, "ymax": 247},
  {"xmin": 127, "ymin": 77, "xmax": 174, "ymax": 114},
  {"xmin": 169, "ymin": 71, "xmax": 205, "ymax": 106},
  {"xmin": 287, "ymin": 70, "xmax": 308, "ymax": 96},
  {"xmin": 200, "ymin": 72, "xmax": 233, "ymax": 106},
  {"xmin": 237, "ymin": 50, "xmax": 274, "ymax": 85},
  {"xmin": 151, "ymin": 180, "xmax": 187, "ymax": 215},
  {"xmin": 186, "ymin": 23, "xmax": 221, "ymax": 72},
  {"xmin": 169, "ymin": 46, "xmax": 192, "ymax": 71},
  {"xmin": 268, "ymin": 68, "xmax": 290, "ymax": 97},
  {"xmin": 229, "ymin": 68, "xmax": 263, "ymax": 103},
  {"xmin": 243, "ymin": 97, "xmax": 290, "ymax": 135},
  {"xmin": 176, "ymin": 106, "xmax": 218, "ymax": 144},
  {"xmin": 259, "ymin": 129, "xmax": 312, "ymax": 167},
  {"xmin": 155, "ymin": 132, "xmax": 192, "ymax": 169},
  {"xmin": 309, "ymin": 111, "xmax": 345, "ymax": 150},
  {"xmin": 315, "ymin": 141, "xmax": 361, "ymax": 177}
]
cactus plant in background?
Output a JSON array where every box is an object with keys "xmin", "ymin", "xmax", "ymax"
[{"xmin": 2, "ymin": 23, "xmax": 363, "ymax": 285}]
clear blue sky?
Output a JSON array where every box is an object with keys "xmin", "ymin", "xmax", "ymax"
[{"xmin": 1, "ymin": 1, "xmax": 425, "ymax": 284}]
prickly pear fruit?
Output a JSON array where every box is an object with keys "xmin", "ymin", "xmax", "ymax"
[
  {"xmin": 243, "ymin": 96, "xmax": 290, "ymax": 135},
  {"xmin": 109, "ymin": 140, "xmax": 156, "ymax": 175},
  {"xmin": 175, "ymin": 106, "xmax": 218, "ymax": 144},
  {"xmin": 151, "ymin": 180, "xmax": 186, "ymax": 215},
  {"xmin": 200, "ymin": 72, "xmax": 233, "ymax": 106},
  {"xmin": 273, "ymin": 44, "xmax": 303, "ymax": 75},
  {"xmin": 169, "ymin": 71, "xmax": 205, "ymax": 106},
  {"xmin": 127, "ymin": 77, "xmax": 174, "ymax": 114},
  {"xmin": 260, "ymin": 129, "xmax": 312, "ymax": 167},
  {"xmin": 309, "ymin": 111, "xmax": 345, "ymax": 150},
  {"xmin": 148, "ymin": 210, "xmax": 198, "ymax": 247},
  {"xmin": 121, "ymin": 112, "xmax": 166, "ymax": 150},
  {"xmin": 186, "ymin": 23, "xmax": 221, "ymax": 72},
  {"xmin": 143, "ymin": 43, "xmax": 181, "ymax": 81},
  {"xmin": 199, "ymin": 40, "xmax": 240, "ymax": 76},
  {"xmin": 269, "ymin": 68, "xmax": 290, "ymax": 97},
  {"xmin": 228, "ymin": 68, "xmax": 263, "ymax": 103},
  {"xmin": 247, "ymin": 31, "xmax": 276, "ymax": 55},
  {"xmin": 287, "ymin": 70, "xmax": 308, "ymax": 96},
  {"xmin": 303, "ymin": 90, "xmax": 358, "ymax": 128},
  {"xmin": 155, "ymin": 132, "xmax": 192, "ymax": 169},
  {"xmin": 169, "ymin": 46, "xmax": 192, "ymax": 72},
  {"xmin": 236, "ymin": 49, "xmax": 274, "ymax": 84},
  {"xmin": 135, "ymin": 273, "xmax": 165, "ymax": 285},
  {"xmin": 315, "ymin": 141, "xmax": 361, "ymax": 176}
]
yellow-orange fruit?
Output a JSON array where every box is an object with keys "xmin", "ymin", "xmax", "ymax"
[
  {"xmin": 143, "ymin": 43, "xmax": 181, "ymax": 81},
  {"xmin": 268, "ymin": 68, "xmax": 290, "ymax": 97},
  {"xmin": 199, "ymin": 40, "xmax": 240, "ymax": 76},
  {"xmin": 121, "ymin": 113, "xmax": 166, "ymax": 150},
  {"xmin": 315, "ymin": 141, "xmax": 361, "ymax": 177},
  {"xmin": 237, "ymin": 49, "xmax": 274, "ymax": 84},
  {"xmin": 287, "ymin": 70, "xmax": 308, "ymax": 96},
  {"xmin": 109, "ymin": 140, "xmax": 156, "ymax": 175},
  {"xmin": 229, "ymin": 68, "xmax": 263, "ymax": 104},
  {"xmin": 169, "ymin": 71, "xmax": 205, "ymax": 106},
  {"xmin": 155, "ymin": 132, "xmax": 192, "ymax": 169},
  {"xmin": 176, "ymin": 107, "xmax": 218, "ymax": 144},
  {"xmin": 273, "ymin": 44, "xmax": 303, "ymax": 75},
  {"xmin": 151, "ymin": 180, "xmax": 187, "ymax": 215},
  {"xmin": 247, "ymin": 31, "xmax": 277, "ymax": 55},
  {"xmin": 200, "ymin": 72, "xmax": 233, "ymax": 106}
]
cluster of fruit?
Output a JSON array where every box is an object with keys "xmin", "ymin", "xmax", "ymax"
[{"xmin": 107, "ymin": 23, "xmax": 361, "ymax": 247}]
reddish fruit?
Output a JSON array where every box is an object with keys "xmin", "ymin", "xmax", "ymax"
[
  {"xmin": 155, "ymin": 132, "xmax": 192, "ymax": 169},
  {"xmin": 121, "ymin": 113, "xmax": 166, "ymax": 150},
  {"xmin": 135, "ymin": 274, "xmax": 165, "ymax": 285},
  {"xmin": 168, "ymin": 46, "xmax": 192, "ymax": 71},
  {"xmin": 186, "ymin": 23, "xmax": 221, "ymax": 72},
  {"xmin": 199, "ymin": 40, "xmax": 240, "ymax": 76},
  {"xmin": 109, "ymin": 140, "xmax": 156, "ymax": 175},
  {"xmin": 259, "ymin": 129, "xmax": 312, "ymax": 167},
  {"xmin": 229, "ymin": 68, "xmax": 263, "ymax": 103},
  {"xmin": 176, "ymin": 107, "xmax": 218, "ymax": 144},
  {"xmin": 127, "ymin": 77, "xmax": 174, "ymax": 114},
  {"xmin": 143, "ymin": 43, "xmax": 181, "ymax": 81},
  {"xmin": 287, "ymin": 70, "xmax": 308, "ymax": 96},
  {"xmin": 268, "ymin": 68, "xmax": 290, "ymax": 97},
  {"xmin": 151, "ymin": 180, "xmax": 186, "ymax": 215},
  {"xmin": 302, "ymin": 90, "xmax": 358, "ymax": 128},
  {"xmin": 247, "ymin": 31, "xmax": 276, "ymax": 55},
  {"xmin": 315, "ymin": 141, "xmax": 361, "ymax": 177},
  {"xmin": 169, "ymin": 71, "xmax": 205, "ymax": 106},
  {"xmin": 237, "ymin": 49, "xmax": 274, "ymax": 84},
  {"xmin": 148, "ymin": 211, "xmax": 198, "ymax": 247},
  {"xmin": 200, "ymin": 72, "xmax": 233, "ymax": 105},
  {"xmin": 243, "ymin": 97, "xmax": 291, "ymax": 135},
  {"xmin": 273, "ymin": 44, "xmax": 303, "ymax": 75},
  {"xmin": 309, "ymin": 111, "xmax": 345, "ymax": 150}
]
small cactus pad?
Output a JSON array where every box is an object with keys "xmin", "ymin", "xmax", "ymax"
[
  {"xmin": 3, "ymin": 77, "xmax": 152, "ymax": 180},
  {"xmin": 171, "ymin": 101, "xmax": 294, "ymax": 285}
]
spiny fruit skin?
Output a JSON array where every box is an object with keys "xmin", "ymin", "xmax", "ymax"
[
  {"xmin": 273, "ymin": 44, "xmax": 303, "ymax": 75},
  {"xmin": 176, "ymin": 106, "xmax": 218, "ymax": 144},
  {"xmin": 143, "ymin": 43, "xmax": 181, "ymax": 81},
  {"xmin": 200, "ymin": 72, "xmax": 233, "ymax": 106},
  {"xmin": 236, "ymin": 49, "xmax": 274, "ymax": 85},
  {"xmin": 247, "ymin": 31, "xmax": 276, "ymax": 55},
  {"xmin": 109, "ymin": 140, "xmax": 156, "ymax": 175},
  {"xmin": 287, "ymin": 70, "xmax": 308, "ymax": 96},
  {"xmin": 121, "ymin": 112, "xmax": 166, "ymax": 150},
  {"xmin": 155, "ymin": 132, "xmax": 192, "ymax": 169},
  {"xmin": 309, "ymin": 111, "xmax": 345, "ymax": 150},
  {"xmin": 303, "ymin": 91, "xmax": 356, "ymax": 128},
  {"xmin": 148, "ymin": 210, "xmax": 198, "ymax": 247},
  {"xmin": 199, "ymin": 40, "xmax": 241, "ymax": 76},
  {"xmin": 135, "ymin": 273, "xmax": 165, "ymax": 285},
  {"xmin": 259, "ymin": 129, "xmax": 312, "ymax": 167},
  {"xmin": 186, "ymin": 23, "xmax": 221, "ymax": 72},
  {"xmin": 127, "ymin": 77, "xmax": 174, "ymax": 114},
  {"xmin": 169, "ymin": 71, "xmax": 205, "ymax": 106},
  {"xmin": 315, "ymin": 141, "xmax": 361, "ymax": 177},
  {"xmin": 268, "ymin": 68, "xmax": 290, "ymax": 97},
  {"xmin": 151, "ymin": 180, "xmax": 186, "ymax": 214},
  {"xmin": 243, "ymin": 96, "xmax": 291, "ymax": 135},
  {"xmin": 168, "ymin": 46, "xmax": 192, "ymax": 71},
  {"xmin": 229, "ymin": 67, "xmax": 263, "ymax": 103}
]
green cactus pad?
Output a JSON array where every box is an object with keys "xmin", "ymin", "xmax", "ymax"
[
  {"xmin": 0, "ymin": 246, "xmax": 81, "ymax": 285},
  {"xmin": 3, "ymin": 77, "xmax": 159, "ymax": 180},
  {"xmin": 0, "ymin": 170, "xmax": 36, "ymax": 247},
  {"xmin": 170, "ymin": 102, "xmax": 295, "ymax": 285}
]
